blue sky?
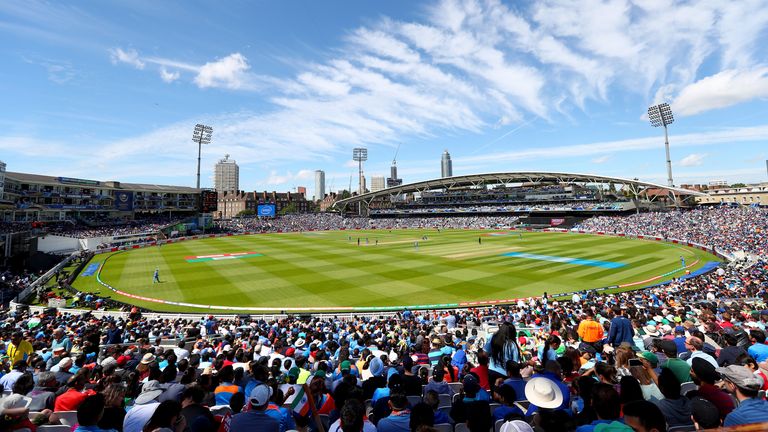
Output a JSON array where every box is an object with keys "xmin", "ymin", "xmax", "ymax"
[{"xmin": 2, "ymin": 0, "xmax": 768, "ymax": 197}]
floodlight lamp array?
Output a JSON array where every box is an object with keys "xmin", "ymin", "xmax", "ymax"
[
  {"xmin": 647, "ymin": 103, "xmax": 674, "ymax": 128},
  {"xmin": 352, "ymin": 147, "xmax": 368, "ymax": 162},
  {"xmin": 193, "ymin": 124, "xmax": 213, "ymax": 144}
]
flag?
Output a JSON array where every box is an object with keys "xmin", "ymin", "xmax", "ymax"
[{"xmin": 291, "ymin": 385, "xmax": 310, "ymax": 417}]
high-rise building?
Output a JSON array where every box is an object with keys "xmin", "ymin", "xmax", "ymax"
[
  {"xmin": 214, "ymin": 154, "xmax": 239, "ymax": 193},
  {"xmin": 387, "ymin": 160, "xmax": 402, "ymax": 187},
  {"xmin": 371, "ymin": 176, "xmax": 385, "ymax": 192},
  {"xmin": 441, "ymin": 150, "xmax": 453, "ymax": 178},
  {"xmin": 314, "ymin": 170, "xmax": 325, "ymax": 201},
  {"xmin": 0, "ymin": 160, "xmax": 5, "ymax": 201}
]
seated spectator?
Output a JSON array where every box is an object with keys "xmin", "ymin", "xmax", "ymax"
[
  {"xmin": 492, "ymin": 383, "xmax": 524, "ymax": 422},
  {"xmin": 689, "ymin": 357, "xmax": 733, "ymax": 421},
  {"xmin": 575, "ymin": 383, "xmax": 622, "ymax": 432},
  {"xmin": 424, "ymin": 390, "xmax": 453, "ymax": 425},
  {"xmin": 653, "ymin": 368, "xmax": 694, "ymax": 430},
  {"xmin": 718, "ymin": 364, "xmax": 768, "ymax": 427},
  {"xmin": 377, "ymin": 392, "xmax": 411, "ymax": 432},
  {"xmin": 228, "ymin": 383, "xmax": 280, "ymax": 431},
  {"xmin": 409, "ymin": 402, "xmax": 435, "ymax": 432},
  {"xmin": 142, "ymin": 400, "xmax": 185, "ymax": 432},
  {"xmin": 747, "ymin": 330, "xmax": 768, "ymax": 363},
  {"xmin": 622, "ymin": 400, "xmax": 666, "ymax": 432},
  {"xmin": 424, "ymin": 368, "xmax": 452, "ymax": 396},
  {"xmin": 74, "ymin": 393, "xmax": 113, "ymax": 432}
]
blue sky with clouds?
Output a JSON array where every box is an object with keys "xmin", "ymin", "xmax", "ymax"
[{"xmin": 2, "ymin": 0, "xmax": 768, "ymax": 195}]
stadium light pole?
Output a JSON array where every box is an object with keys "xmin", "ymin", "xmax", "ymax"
[
  {"xmin": 192, "ymin": 124, "xmax": 213, "ymax": 189},
  {"xmin": 647, "ymin": 103, "xmax": 675, "ymax": 187},
  {"xmin": 352, "ymin": 148, "xmax": 368, "ymax": 195}
]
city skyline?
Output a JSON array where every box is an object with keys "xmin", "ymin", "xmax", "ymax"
[{"xmin": 2, "ymin": 1, "xmax": 768, "ymax": 191}]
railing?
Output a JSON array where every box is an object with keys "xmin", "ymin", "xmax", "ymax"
[{"xmin": 13, "ymin": 251, "xmax": 80, "ymax": 303}]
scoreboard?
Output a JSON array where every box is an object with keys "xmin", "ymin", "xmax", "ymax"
[{"xmin": 200, "ymin": 190, "xmax": 218, "ymax": 213}]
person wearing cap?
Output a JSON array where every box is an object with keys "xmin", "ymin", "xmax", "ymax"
[
  {"xmin": 449, "ymin": 373, "xmax": 490, "ymax": 424},
  {"xmin": 717, "ymin": 333, "xmax": 747, "ymax": 367},
  {"xmin": 672, "ymin": 326, "xmax": 689, "ymax": 357},
  {"xmin": 53, "ymin": 356, "xmax": 75, "ymax": 385},
  {"xmin": 718, "ymin": 364, "xmax": 768, "ymax": 426},
  {"xmin": 0, "ymin": 393, "xmax": 35, "ymax": 432},
  {"xmin": 654, "ymin": 339, "xmax": 690, "ymax": 383},
  {"xmin": 424, "ymin": 367, "xmax": 452, "ymax": 396},
  {"xmin": 690, "ymin": 357, "xmax": 734, "ymax": 421},
  {"xmin": 229, "ymin": 383, "xmax": 280, "ymax": 431}
]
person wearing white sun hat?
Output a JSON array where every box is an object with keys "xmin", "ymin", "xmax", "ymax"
[{"xmin": 524, "ymin": 377, "xmax": 564, "ymax": 410}]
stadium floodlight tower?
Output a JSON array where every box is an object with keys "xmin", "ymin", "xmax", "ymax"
[
  {"xmin": 192, "ymin": 124, "xmax": 213, "ymax": 189},
  {"xmin": 647, "ymin": 103, "xmax": 675, "ymax": 187},
  {"xmin": 352, "ymin": 147, "xmax": 368, "ymax": 195}
]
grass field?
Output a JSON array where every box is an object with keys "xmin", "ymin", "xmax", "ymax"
[{"xmin": 70, "ymin": 230, "xmax": 718, "ymax": 312}]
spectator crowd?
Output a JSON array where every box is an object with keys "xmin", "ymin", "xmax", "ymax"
[{"xmin": 0, "ymin": 207, "xmax": 767, "ymax": 431}]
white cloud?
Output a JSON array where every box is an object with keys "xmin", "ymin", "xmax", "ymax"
[
  {"xmin": 679, "ymin": 153, "xmax": 707, "ymax": 167},
  {"xmin": 108, "ymin": 48, "xmax": 144, "ymax": 69},
  {"xmin": 591, "ymin": 155, "xmax": 611, "ymax": 164},
  {"xmin": 159, "ymin": 67, "xmax": 179, "ymax": 83},
  {"xmin": 193, "ymin": 53, "xmax": 250, "ymax": 89},
  {"xmin": 673, "ymin": 68, "xmax": 768, "ymax": 116}
]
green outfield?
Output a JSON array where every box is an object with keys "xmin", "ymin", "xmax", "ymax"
[{"xmin": 70, "ymin": 230, "xmax": 719, "ymax": 312}]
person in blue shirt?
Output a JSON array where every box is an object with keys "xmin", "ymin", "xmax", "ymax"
[
  {"xmin": 152, "ymin": 267, "xmax": 160, "ymax": 284},
  {"xmin": 747, "ymin": 330, "xmax": 768, "ymax": 363},
  {"xmin": 492, "ymin": 385, "xmax": 524, "ymax": 422},
  {"xmin": 718, "ymin": 364, "xmax": 768, "ymax": 427},
  {"xmin": 606, "ymin": 306, "xmax": 635, "ymax": 348},
  {"xmin": 501, "ymin": 361, "xmax": 527, "ymax": 402},
  {"xmin": 575, "ymin": 384, "xmax": 624, "ymax": 432},
  {"xmin": 377, "ymin": 393, "xmax": 411, "ymax": 432}
]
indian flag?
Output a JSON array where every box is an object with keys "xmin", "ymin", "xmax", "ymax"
[{"xmin": 291, "ymin": 386, "xmax": 310, "ymax": 416}]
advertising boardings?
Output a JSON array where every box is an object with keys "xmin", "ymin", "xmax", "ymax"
[
  {"xmin": 201, "ymin": 190, "xmax": 218, "ymax": 213},
  {"xmin": 257, "ymin": 204, "xmax": 276, "ymax": 217},
  {"xmin": 114, "ymin": 191, "xmax": 134, "ymax": 211}
]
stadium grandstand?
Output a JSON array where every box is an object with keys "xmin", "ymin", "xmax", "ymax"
[{"xmin": 1, "ymin": 175, "xmax": 768, "ymax": 430}]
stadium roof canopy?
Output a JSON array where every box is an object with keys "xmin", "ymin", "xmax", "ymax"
[{"xmin": 331, "ymin": 171, "xmax": 706, "ymax": 211}]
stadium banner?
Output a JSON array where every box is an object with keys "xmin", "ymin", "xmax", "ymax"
[
  {"xmin": 114, "ymin": 191, "xmax": 134, "ymax": 211},
  {"xmin": 257, "ymin": 204, "xmax": 276, "ymax": 217},
  {"xmin": 550, "ymin": 218, "xmax": 565, "ymax": 226}
]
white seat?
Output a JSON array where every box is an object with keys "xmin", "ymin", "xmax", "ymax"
[
  {"xmin": 489, "ymin": 403, "xmax": 501, "ymax": 415},
  {"xmin": 55, "ymin": 410, "xmax": 79, "ymax": 426},
  {"xmin": 434, "ymin": 423, "xmax": 453, "ymax": 432},
  {"xmin": 407, "ymin": 395, "xmax": 422, "ymax": 406},
  {"xmin": 495, "ymin": 419, "xmax": 505, "ymax": 432},
  {"xmin": 438, "ymin": 393, "xmax": 452, "ymax": 406},
  {"xmin": 455, "ymin": 422, "xmax": 470, "ymax": 432}
]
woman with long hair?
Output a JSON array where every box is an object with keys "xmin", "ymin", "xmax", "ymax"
[
  {"xmin": 99, "ymin": 383, "xmax": 127, "ymax": 431},
  {"xmin": 629, "ymin": 366, "xmax": 663, "ymax": 401},
  {"xmin": 484, "ymin": 322, "xmax": 521, "ymax": 389},
  {"xmin": 540, "ymin": 335, "xmax": 561, "ymax": 365}
]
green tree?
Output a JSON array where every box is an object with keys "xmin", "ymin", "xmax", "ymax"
[
  {"xmin": 237, "ymin": 209, "xmax": 255, "ymax": 217},
  {"xmin": 279, "ymin": 202, "xmax": 297, "ymax": 215},
  {"xmin": 730, "ymin": 183, "xmax": 746, "ymax": 188}
]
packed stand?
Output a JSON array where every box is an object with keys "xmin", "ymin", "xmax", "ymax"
[
  {"xmin": 215, "ymin": 214, "xmax": 522, "ymax": 233},
  {"xmin": 576, "ymin": 207, "xmax": 768, "ymax": 257},
  {"xmin": 0, "ymin": 256, "xmax": 766, "ymax": 431}
]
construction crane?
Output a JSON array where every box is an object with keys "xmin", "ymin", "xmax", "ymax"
[{"xmin": 392, "ymin": 143, "xmax": 400, "ymax": 166}]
